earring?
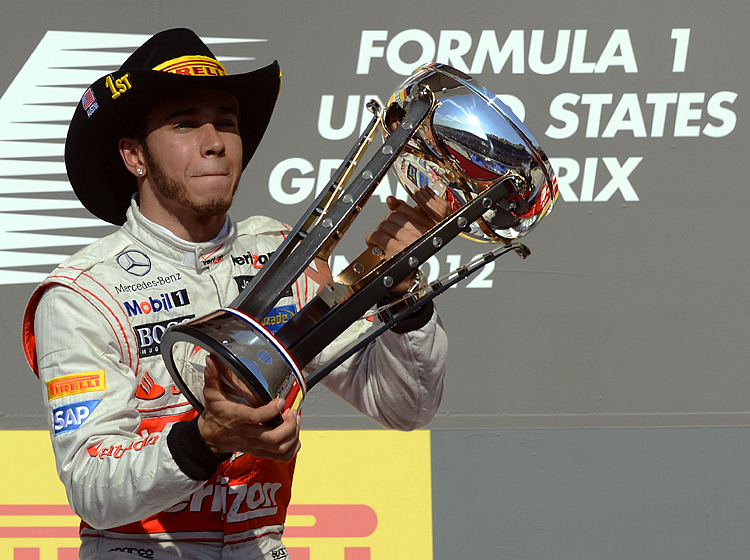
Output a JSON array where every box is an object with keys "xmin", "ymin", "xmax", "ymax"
[{"xmin": 136, "ymin": 169, "xmax": 143, "ymax": 176}]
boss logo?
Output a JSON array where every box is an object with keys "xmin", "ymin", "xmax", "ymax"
[{"xmin": 135, "ymin": 315, "xmax": 194, "ymax": 357}]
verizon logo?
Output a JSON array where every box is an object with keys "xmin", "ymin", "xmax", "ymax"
[{"xmin": 0, "ymin": 30, "xmax": 265, "ymax": 286}]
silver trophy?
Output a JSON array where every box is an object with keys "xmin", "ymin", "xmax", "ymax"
[{"xmin": 160, "ymin": 63, "xmax": 559, "ymax": 424}]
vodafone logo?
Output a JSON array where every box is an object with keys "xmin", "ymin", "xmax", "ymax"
[{"xmin": 0, "ymin": 30, "xmax": 267, "ymax": 286}]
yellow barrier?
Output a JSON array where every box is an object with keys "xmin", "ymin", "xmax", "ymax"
[{"xmin": 0, "ymin": 430, "xmax": 433, "ymax": 560}]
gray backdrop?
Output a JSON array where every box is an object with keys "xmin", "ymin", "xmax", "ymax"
[{"xmin": 1, "ymin": 0, "xmax": 748, "ymax": 557}]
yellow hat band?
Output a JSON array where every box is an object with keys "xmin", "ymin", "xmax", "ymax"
[{"xmin": 152, "ymin": 55, "xmax": 227, "ymax": 77}]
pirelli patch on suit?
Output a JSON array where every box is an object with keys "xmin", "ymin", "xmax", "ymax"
[{"xmin": 46, "ymin": 370, "xmax": 107, "ymax": 401}]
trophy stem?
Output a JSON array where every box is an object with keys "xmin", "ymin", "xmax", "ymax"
[{"xmin": 230, "ymin": 91, "xmax": 435, "ymax": 323}]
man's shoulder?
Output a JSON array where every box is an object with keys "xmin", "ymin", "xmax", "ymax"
[
  {"xmin": 43, "ymin": 228, "xmax": 133, "ymax": 282},
  {"xmin": 235, "ymin": 215, "xmax": 290, "ymax": 237}
]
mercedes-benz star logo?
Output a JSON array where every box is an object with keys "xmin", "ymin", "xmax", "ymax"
[{"xmin": 117, "ymin": 250, "xmax": 152, "ymax": 277}]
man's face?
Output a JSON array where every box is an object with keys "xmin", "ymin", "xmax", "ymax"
[{"xmin": 140, "ymin": 89, "xmax": 243, "ymax": 218}]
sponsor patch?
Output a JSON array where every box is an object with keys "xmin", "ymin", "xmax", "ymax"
[
  {"xmin": 263, "ymin": 305, "xmax": 296, "ymax": 333},
  {"xmin": 117, "ymin": 249, "xmax": 152, "ymax": 276},
  {"xmin": 87, "ymin": 430, "xmax": 159, "ymax": 459},
  {"xmin": 234, "ymin": 275, "xmax": 255, "ymax": 292},
  {"xmin": 134, "ymin": 372, "xmax": 165, "ymax": 400},
  {"xmin": 114, "ymin": 273, "xmax": 182, "ymax": 294},
  {"xmin": 124, "ymin": 288, "xmax": 191, "ymax": 317},
  {"xmin": 153, "ymin": 55, "xmax": 227, "ymax": 77},
  {"xmin": 134, "ymin": 314, "xmax": 195, "ymax": 358},
  {"xmin": 232, "ymin": 250, "xmax": 274, "ymax": 268},
  {"xmin": 235, "ymin": 275, "xmax": 294, "ymax": 298},
  {"xmin": 108, "ymin": 548, "xmax": 154, "ymax": 559},
  {"xmin": 46, "ymin": 370, "xmax": 106, "ymax": 401},
  {"xmin": 53, "ymin": 399, "xmax": 100, "ymax": 435}
]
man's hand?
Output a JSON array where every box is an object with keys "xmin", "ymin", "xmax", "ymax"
[
  {"xmin": 366, "ymin": 193, "xmax": 451, "ymax": 291},
  {"xmin": 197, "ymin": 355, "xmax": 301, "ymax": 462}
]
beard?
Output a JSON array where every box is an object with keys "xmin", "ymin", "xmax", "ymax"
[{"xmin": 142, "ymin": 140, "xmax": 240, "ymax": 217}]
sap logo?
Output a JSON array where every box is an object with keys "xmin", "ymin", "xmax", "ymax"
[
  {"xmin": 135, "ymin": 315, "xmax": 195, "ymax": 358},
  {"xmin": 232, "ymin": 250, "xmax": 273, "ymax": 268},
  {"xmin": 124, "ymin": 288, "xmax": 190, "ymax": 317},
  {"xmin": 263, "ymin": 305, "xmax": 296, "ymax": 333},
  {"xmin": 53, "ymin": 399, "xmax": 100, "ymax": 435}
]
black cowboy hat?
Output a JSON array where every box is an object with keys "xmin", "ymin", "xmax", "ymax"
[{"xmin": 65, "ymin": 28, "xmax": 281, "ymax": 225}]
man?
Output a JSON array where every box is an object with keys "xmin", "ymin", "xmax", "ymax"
[{"xmin": 21, "ymin": 28, "xmax": 447, "ymax": 559}]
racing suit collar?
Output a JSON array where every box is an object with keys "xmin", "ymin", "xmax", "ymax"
[{"xmin": 123, "ymin": 197, "xmax": 236, "ymax": 272}]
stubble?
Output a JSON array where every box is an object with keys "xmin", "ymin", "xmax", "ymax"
[{"xmin": 142, "ymin": 140, "xmax": 239, "ymax": 217}]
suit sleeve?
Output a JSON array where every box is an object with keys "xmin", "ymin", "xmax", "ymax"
[
  {"xmin": 309, "ymin": 308, "xmax": 448, "ymax": 431},
  {"xmin": 33, "ymin": 285, "xmax": 209, "ymax": 529}
]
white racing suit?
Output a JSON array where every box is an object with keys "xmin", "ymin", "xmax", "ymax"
[{"xmin": 22, "ymin": 200, "xmax": 448, "ymax": 559}]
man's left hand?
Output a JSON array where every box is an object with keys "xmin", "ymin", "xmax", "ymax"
[{"xmin": 365, "ymin": 193, "xmax": 449, "ymax": 291}]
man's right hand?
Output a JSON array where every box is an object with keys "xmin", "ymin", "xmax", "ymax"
[{"xmin": 197, "ymin": 354, "xmax": 301, "ymax": 462}]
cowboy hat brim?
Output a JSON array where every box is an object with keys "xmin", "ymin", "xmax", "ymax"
[{"xmin": 65, "ymin": 61, "xmax": 281, "ymax": 225}]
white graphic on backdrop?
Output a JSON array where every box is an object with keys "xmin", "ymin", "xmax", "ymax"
[{"xmin": 0, "ymin": 30, "xmax": 264, "ymax": 286}]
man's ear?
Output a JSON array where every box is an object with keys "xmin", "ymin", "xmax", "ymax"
[{"xmin": 119, "ymin": 137, "xmax": 146, "ymax": 178}]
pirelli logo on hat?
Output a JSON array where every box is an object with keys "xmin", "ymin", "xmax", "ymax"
[
  {"xmin": 46, "ymin": 370, "xmax": 107, "ymax": 401},
  {"xmin": 153, "ymin": 55, "xmax": 228, "ymax": 77}
]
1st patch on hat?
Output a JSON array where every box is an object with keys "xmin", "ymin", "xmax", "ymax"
[
  {"xmin": 82, "ymin": 87, "xmax": 99, "ymax": 117},
  {"xmin": 105, "ymin": 72, "xmax": 132, "ymax": 100}
]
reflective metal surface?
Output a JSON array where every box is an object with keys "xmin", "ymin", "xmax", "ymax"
[
  {"xmin": 163, "ymin": 309, "xmax": 305, "ymax": 419},
  {"xmin": 383, "ymin": 63, "xmax": 558, "ymax": 242}
]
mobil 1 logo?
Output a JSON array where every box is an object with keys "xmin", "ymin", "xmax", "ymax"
[{"xmin": 135, "ymin": 315, "xmax": 195, "ymax": 358}]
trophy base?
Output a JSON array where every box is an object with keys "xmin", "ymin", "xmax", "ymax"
[{"xmin": 161, "ymin": 308, "xmax": 305, "ymax": 425}]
